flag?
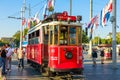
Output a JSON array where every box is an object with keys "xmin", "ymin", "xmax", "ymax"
[
  {"xmin": 22, "ymin": 18, "xmax": 26, "ymax": 26},
  {"xmin": 87, "ymin": 15, "xmax": 99, "ymax": 28},
  {"xmin": 108, "ymin": 0, "xmax": 112, "ymax": 12},
  {"xmin": 94, "ymin": 15, "xmax": 99, "ymax": 28},
  {"xmin": 27, "ymin": 19, "xmax": 31, "ymax": 29},
  {"xmin": 27, "ymin": 18, "xmax": 34, "ymax": 29},
  {"xmin": 100, "ymin": 0, "xmax": 112, "ymax": 27},
  {"xmin": 100, "ymin": 10, "xmax": 102, "ymax": 26},
  {"xmin": 87, "ymin": 22, "xmax": 92, "ymax": 28},
  {"xmin": 105, "ymin": 11, "xmax": 110, "ymax": 21},
  {"xmin": 48, "ymin": 0, "xmax": 54, "ymax": 11}
]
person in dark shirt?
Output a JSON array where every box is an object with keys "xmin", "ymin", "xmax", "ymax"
[
  {"xmin": 1, "ymin": 45, "xmax": 7, "ymax": 75},
  {"xmin": 100, "ymin": 49, "xmax": 104, "ymax": 64},
  {"xmin": 92, "ymin": 49, "xmax": 97, "ymax": 67}
]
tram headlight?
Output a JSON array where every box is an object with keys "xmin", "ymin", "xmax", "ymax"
[{"xmin": 65, "ymin": 52, "xmax": 73, "ymax": 59}]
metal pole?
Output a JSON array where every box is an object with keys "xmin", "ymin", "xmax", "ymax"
[
  {"xmin": 23, "ymin": 0, "xmax": 26, "ymax": 41},
  {"xmin": 29, "ymin": 4, "xmax": 31, "ymax": 18},
  {"xmin": 70, "ymin": 0, "xmax": 72, "ymax": 15},
  {"xmin": 88, "ymin": 0, "xmax": 93, "ymax": 56},
  {"xmin": 112, "ymin": 0, "xmax": 117, "ymax": 69},
  {"xmin": 20, "ymin": 8, "xmax": 23, "ymax": 50}
]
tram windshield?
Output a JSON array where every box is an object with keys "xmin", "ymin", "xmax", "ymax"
[
  {"xmin": 59, "ymin": 26, "xmax": 81, "ymax": 45},
  {"xmin": 48, "ymin": 25, "xmax": 82, "ymax": 46}
]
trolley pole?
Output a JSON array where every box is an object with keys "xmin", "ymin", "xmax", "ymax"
[
  {"xmin": 88, "ymin": 0, "xmax": 93, "ymax": 56},
  {"xmin": 111, "ymin": 0, "xmax": 117, "ymax": 69},
  {"xmin": 70, "ymin": 0, "xmax": 72, "ymax": 15}
]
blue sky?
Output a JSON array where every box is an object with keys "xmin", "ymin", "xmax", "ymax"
[{"xmin": 0, "ymin": 0, "xmax": 120, "ymax": 39}]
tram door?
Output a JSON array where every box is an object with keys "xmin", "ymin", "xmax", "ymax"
[{"xmin": 43, "ymin": 26, "xmax": 49, "ymax": 61}]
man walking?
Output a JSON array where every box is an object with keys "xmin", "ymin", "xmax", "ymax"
[
  {"xmin": 92, "ymin": 49, "xmax": 98, "ymax": 67},
  {"xmin": 6, "ymin": 44, "xmax": 13, "ymax": 71},
  {"xmin": 17, "ymin": 47, "xmax": 25, "ymax": 69}
]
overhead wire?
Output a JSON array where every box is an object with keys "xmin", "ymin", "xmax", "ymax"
[
  {"xmin": 6, "ymin": 0, "xmax": 47, "ymax": 20},
  {"xmin": 30, "ymin": 0, "xmax": 48, "ymax": 17}
]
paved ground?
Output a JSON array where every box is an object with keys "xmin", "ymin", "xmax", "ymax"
[
  {"xmin": 1, "ymin": 54, "xmax": 120, "ymax": 80},
  {"xmin": 83, "ymin": 53, "xmax": 120, "ymax": 80}
]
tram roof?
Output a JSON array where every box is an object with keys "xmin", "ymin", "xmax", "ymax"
[{"xmin": 28, "ymin": 21, "xmax": 83, "ymax": 34}]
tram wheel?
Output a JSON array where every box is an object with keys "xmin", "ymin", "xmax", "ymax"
[{"xmin": 49, "ymin": 71, "xmax": 56, "ymax": 77}]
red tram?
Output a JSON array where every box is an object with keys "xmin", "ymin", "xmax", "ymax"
[{"xmin": 26, "ymin": 11, "xmax": 83, "ymax": 76}]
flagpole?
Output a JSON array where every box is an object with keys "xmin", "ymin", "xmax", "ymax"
[
  {"xmin": 110, "ymin": 0, "xmax": 117, "ymax": 69},
  {"xmin": 88, "ymin": 0, "xmax": 93, "ymax": 56}
]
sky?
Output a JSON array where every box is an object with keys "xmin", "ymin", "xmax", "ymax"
[{"xmin": 0, "ymin": 0, "xmax": 120, "ymax": 39}]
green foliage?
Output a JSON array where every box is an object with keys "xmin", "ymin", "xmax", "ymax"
[
  {"xmin": 100, "ymin": 38, "xmax": 107, "ymax": 44},
  {"xmin": 92, "ymin": 36, "xmax": 99, "ymax": 45},
  {"xmin": 12, "ymin": 28, "xmax": 28, "ymax": 47},
  {"xmin": 116, "ymin": 32, "xmax": 120, "ymax": 44},
  {"xmin": 0, "ymin": 40, "xmax": 9, "ymax": 46},
  {"xmin": 82, "ymin": 30, "xmax": 89, "ymax": 43}
]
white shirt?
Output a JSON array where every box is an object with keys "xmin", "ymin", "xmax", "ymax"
[{"xmin": 6, "ymin": 47, "xmax": 13, "ymax": 57}]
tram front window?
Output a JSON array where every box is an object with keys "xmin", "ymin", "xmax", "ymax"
[
  {"xmin": 59, "ymin": 26, "xmax": 77, "ymax": 45},
  {"xmin": 69, "ymin": 27, "xmax": 76, "ymax": 44},
  {"xmin": 60, "ymin": 26, "xmax": 68, "ymax": 45}
]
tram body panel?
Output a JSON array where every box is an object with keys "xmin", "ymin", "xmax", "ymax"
[
  {"xmin": 49, "ymin": 46, "xmax": 83, "ymax": 71},
  {"xmin": 26, "ymin": 44, "xmax": 43, "ymax": 64}
]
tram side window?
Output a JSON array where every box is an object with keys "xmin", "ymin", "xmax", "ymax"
[
  {"xmin": 28, "ymin": 30, "xmax": 40, "ymax": 45},
  {"xmin": 60, "ymin": 26, "xmax": 68, "ymax": 45},
  {"xmin": 78, "ymin": 27, "xmax": 82, "ymax": 45},
  {"xmin": 28, "ymin": 34, "xmax": 31, "ymax": 44},
  {"xmin": 50, "ymin": 26, "xmax": 54, "ymax": 45},
  {"xmin": 35, "ymin": 30, "xmax": 39, "ymax": 44},
  {"xmin": 69, "ymin": 27, "xmax": 76, "ymax": 44},
  {"xmin": 34, "ymin": 37, "xmax": 39, "ymax": 44},
  {"xmin": 54, "ymin": 26, "xmax": 58, "ymax": 45}
]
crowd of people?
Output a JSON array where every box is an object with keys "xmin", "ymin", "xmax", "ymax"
[
  {"xmin": 0, "ymin": 44, "xmax": 25, "ymax": 76},
  {"xmin": 91, "ymin": 48, "xmax": 112, "ymax": 67}
]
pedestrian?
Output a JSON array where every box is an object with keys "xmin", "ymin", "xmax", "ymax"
[
  {"xmin": 110, "ymin": 49, "xmax": 112, "ymax": 59},
  {"xmin": 100, "ymin": 49, "xmax": 104, "ymax": 64},
  {"xmin": 0, "ymin": 45, "xmax": 7, "ymax": 75},
  {"xmin": 0, "ymin": 50, "xmax": 2, "ymax": 77},
  {"xmin": 17, "ymin": 47, "xmax": 25, "ymax": 69},
  {"xmin": 5, "ymin": 44, "xmax": 13, "ymax": 71},
  {"xmin": 92, "ymin": 49, "xmax": 98, "ymax": 67}
]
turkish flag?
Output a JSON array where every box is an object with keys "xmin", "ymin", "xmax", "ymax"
[{"xmin": 22, "ymin": 18, "xmax": 26, "ymax": 26}]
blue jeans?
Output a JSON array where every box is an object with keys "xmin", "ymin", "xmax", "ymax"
[
  {"xmin": 2, "ymin": 58, "xmax": 6, "ymax": 73},
  {"xmin": 18, "ymin": 58, "xmax": 24, "ymax": 68}
]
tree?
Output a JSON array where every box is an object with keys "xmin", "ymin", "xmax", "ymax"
[
  {"xmin": 101, "ymin": 38, "xmax": 107, "ymax": 44},
  {"xmin": 116, "ymin": 32, "xmax": 120, "ymax": 44},
  {"xmin": 92, "ymin": 36, "xmax": 99, "ymax": 45},
  {"xmin": 12, "ymin": 28, "xmax": 28, "ymax": 47},
  {"xmin": 82, "ymin": 30, "xmax": 89, "ymax": 43}
]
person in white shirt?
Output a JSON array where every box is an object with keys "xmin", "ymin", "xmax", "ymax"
[
  {"xmin": 17, "ymin": 47, "xmax": 25, "ymax": 69},
  {"xmin": 5, "ymin": 44, "xmax": 13, "ymax": 71}
]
